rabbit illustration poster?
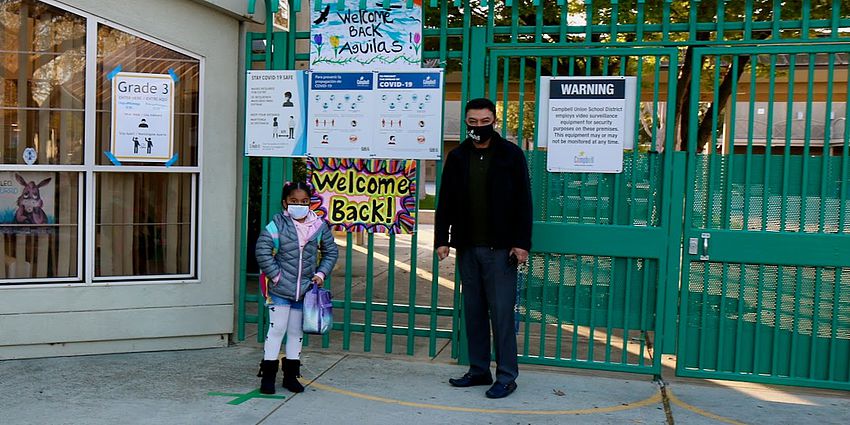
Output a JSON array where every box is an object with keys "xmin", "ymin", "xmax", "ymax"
[
  {"xmin": 0, "ymin": 172, "xmax": 56, "ymax": 227},
  {"xmin": 110, "ymin": 72, "xmax": 174, "ymax": 162},
  {"xmin": 310, "ymin": 0, "xmax": 422, "ymax": 70},
  {"xmin": 245, "ymin": 70, "xmax": 308, "ymax": 157}
]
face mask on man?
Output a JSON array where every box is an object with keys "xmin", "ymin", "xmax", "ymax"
[
  {"xmin": 467, "ymin": 123, "xmax": 494, "ymax": 144},
  {"xmin": 287, "ymin": 204, "xmax": 309, "ymax": 219}
]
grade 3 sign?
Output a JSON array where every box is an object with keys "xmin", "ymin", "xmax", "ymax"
[{"xmin": 110, "ymin": 72, "xmax": 175, "ymax": 162}]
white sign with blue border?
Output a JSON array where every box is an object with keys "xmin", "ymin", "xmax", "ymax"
[
  {"xmin": 245, "ymin": 70, "xmax": 308, "ymax": 157},
  {"xmin": 111, "ymin": 72, "xmax": 174, "ymax": 162},
  {"xmin": 371, "ymin": 70, "xmax": 443, "ymax": 160},
  {"xmin": 306, "ymin": 72, "xmax": 377, "ymax": 159}
]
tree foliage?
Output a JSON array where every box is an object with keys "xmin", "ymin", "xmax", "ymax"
[{"xmin": 424, "ymin": 0, "xmax": 846, "ymax": 151}]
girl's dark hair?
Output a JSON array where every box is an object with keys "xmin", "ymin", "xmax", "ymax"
[{"xmin": 281, "ymin": 181, "xmax": 313, "ymax": 201}]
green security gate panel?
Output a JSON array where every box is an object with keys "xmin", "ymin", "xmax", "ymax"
[
  {"xmin": 677, "ymin": 44, "xmax": 850, "ymax": 391},
  {"xmin": 489, "ymin": 47, "xmax": 679, "ymax": 376},
  {"xmin": 235, "ymin": 0, "xmax": 850, "ymax": 393}
]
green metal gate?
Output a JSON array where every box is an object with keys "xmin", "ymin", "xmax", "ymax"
[
  {"xmin": 484, "ymin": 44, "xmax": 679, "ymax": 375},
  {"xmin": 678, "ymin": 44, "xmax": 850, "ymax": 390},
  {"xmin": 236, "ymin": 0, "xmax": 850, "ymax": 391},
  {"xmin": 237, "ymin": 0, "xmax": 460, "ymax": 358}
]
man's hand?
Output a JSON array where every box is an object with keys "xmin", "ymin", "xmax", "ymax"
[
  {"xmin": 510, "ymin": 247, "xmax": 529, "ymax": 264},
  {"xmin": 311, "ymin": 275, "xmax": 324, "ymax": 287},
  {"xmin": 437, "ymin": 246, "xmax": 450, "ymax": 261}
]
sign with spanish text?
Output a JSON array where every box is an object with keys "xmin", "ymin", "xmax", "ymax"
[
  {"xmin": 372, "ymin": 70, "xmax": 443, "ymax": 160},
  {"xmin": 110, "ymin": 72, "xmax": 174, "ymax": 162},
  {"xmin": 245, "ymin": 70, "xmax": 308, "ymax": 157},
  {"xmin": 310, "ymin": 0, "xmax": 422, "ymax": 70},
  {"xmin": 543, "ymin": 77, "xmax": 636, "ymax": 173},
  {"xmin": 308, "ymin": 158, "xmax": 416, "ymax": 234},
  {"xmin": 306, "ymin": 72, "xmax": 377, "ymax": 159}
]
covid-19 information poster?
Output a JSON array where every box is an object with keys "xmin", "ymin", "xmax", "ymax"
[
  {"xmin": 244, "ymin": 70, "xmax": 446, "ymax": 160},
  {"xmin": 244, "ymin": 70, "xmax": 308, "ymax": 157},
  {"xmin": 306, "ymin": 72, "xmax": 377, "ymax": 159},
  {"xmin": 371, "ymin": 70, "xmax": 443, "ymax": 160}
]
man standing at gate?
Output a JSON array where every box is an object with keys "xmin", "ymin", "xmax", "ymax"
[{"xmin": 435, "ymin": 97, "xmax": 532, "ymax": 399}]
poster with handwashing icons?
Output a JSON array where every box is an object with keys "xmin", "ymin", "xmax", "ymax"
[
  {"xmin": 307, "ymin": 72, "xmax": 377, "ymax": 159},
  {"xmin": 372, "ymin": 70, "xmax": 444, "ymax": 160}
]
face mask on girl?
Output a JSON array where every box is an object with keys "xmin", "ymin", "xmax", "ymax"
[{"xmin": 287, "ymin": 204, "xmax": 309, "ymax": 219}]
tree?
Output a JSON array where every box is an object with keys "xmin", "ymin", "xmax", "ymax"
[{"xmin": 424, "ymin": 0, "xmax": 842, "ymax": 152}]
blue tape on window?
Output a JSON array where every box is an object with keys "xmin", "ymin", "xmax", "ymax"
[
  {"xmin": 106, "ymin": 65, "xmax": 123, "ymax": 81},
  {"xmin": 168, "ymin": 68, "xmax": 179, "ymax": 83},
  {"xmin": 103, "ymin": 151, "xmax": 122, "ymax": 166},
  {"xmin": 165, "ymin": 153, "xmax": 179, "ymax": 167}
]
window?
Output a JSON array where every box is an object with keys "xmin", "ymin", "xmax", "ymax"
[{"xmin": 0, "ymin": 0, "xmax": 202, "ymax": 284}]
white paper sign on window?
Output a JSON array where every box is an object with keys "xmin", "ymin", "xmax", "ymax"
[{"xmin": 110, "ymin": 72, "xmax": 175, "ymax": 162}]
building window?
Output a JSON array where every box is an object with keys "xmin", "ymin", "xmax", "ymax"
[
  {"xmin": 0, "ymin": 0, "xmax": 202, "ymax": 284},
  {"xmin": 95, "ymin": 172, "xmax": 194, "ymax": 278}
]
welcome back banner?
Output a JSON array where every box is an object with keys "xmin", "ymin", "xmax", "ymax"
[
  {"xmin": 308, "ymin": 158, "xmax": 417, "ymax": 234},
  {"xmin": 310, "ymin": 0, "xmax": 422, "ymax": 70}
]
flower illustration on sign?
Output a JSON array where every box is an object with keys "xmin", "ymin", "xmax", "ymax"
[
  {"xmin": 411, "ymin": 32, "xmax": 421, "ymax": 54},
  {"xmin": 313, "ymin": 34, "xmax": 323, "ymax": 58},
  {"xmin": 330, "ymin": 35, "xmax": 340, "ymax": 57}
]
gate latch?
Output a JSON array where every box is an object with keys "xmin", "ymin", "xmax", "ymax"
[
  {"xmin": 688, "ymin": 237, "xmax": 699, "ymax": 255},
  {"xmin": 699, "ymin": 232, "xmax": 711, "ymax": 261}
]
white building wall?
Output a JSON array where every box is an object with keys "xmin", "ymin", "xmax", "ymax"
[{"xmin": 0, "ymin": 0, "xmax": 244, "ymax": 359}]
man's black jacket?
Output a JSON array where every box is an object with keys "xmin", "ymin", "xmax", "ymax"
[{"xmin": 434, "ymin": 134, "xmax": 533, "ymax": 251}]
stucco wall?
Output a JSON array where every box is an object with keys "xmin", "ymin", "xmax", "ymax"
[{"xmin": 0, "ymin": 0, "xmax": 242, "ymax": 359}]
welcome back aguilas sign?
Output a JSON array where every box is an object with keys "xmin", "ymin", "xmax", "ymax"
[{"xmin": 310, "ymin": 0, "xmax": 422, "ymax": 70}]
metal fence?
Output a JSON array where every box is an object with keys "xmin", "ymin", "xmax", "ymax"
[{"xmin": 238, "ymin": 0, "xmax": 850, "ymax": 390}]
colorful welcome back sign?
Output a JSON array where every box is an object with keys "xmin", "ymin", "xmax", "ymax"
[
  {"xmin": 310, "ymin": 0, "xmax": 422, "ymax": 70},
  {"xmin": 308, "ymin": 158, "xmax": 417, "ymax": 234}
]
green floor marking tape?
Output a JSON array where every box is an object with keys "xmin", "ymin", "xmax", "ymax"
[{"xmin": 208, "ymin": 389, "xmax": 286, "ymax": 405}]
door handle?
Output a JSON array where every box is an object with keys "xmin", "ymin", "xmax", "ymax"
[{"xmin": 699, "ymin": 232, "xmax": 711, "ymax": 261}]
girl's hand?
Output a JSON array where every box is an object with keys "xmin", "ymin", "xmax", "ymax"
[{"xmin": 311, "ymin": 275, "xmax": 324, "ymax": 287}]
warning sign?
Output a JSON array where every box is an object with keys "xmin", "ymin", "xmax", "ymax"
[{"xmin": 542, "ymin": 77, "xmax": 636, "ymax": 173}]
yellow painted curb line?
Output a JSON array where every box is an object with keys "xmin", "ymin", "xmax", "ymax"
[
  {"xmin": 306, "ymin": 380, "xmax": 662, "ymax": 415},
  {"xmin": 667, "ymin": 391, "xmax": 747, "ymax": 425}
]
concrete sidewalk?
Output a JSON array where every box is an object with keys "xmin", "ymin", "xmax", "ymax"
[{"xmin": 2, "ymin": 344, "xmax": 849, "ymax": 425}]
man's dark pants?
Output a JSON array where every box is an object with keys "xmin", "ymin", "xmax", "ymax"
[{"xmin": 457, "ymin": 247, "xmax": 519, "ymax": 385}]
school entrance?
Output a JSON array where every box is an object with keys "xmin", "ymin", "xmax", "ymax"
[{"xmin": 237, "ymin": 0, "xmax": 850, "ymax": 391}]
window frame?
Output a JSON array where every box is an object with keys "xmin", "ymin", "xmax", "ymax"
[{"xmin": 0, "ymin": 0, "xmax": 204, "ymax": 287}]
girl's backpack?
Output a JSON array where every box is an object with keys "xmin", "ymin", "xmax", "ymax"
[{"xmin": 259, "ymin": 221, "xmax": 279, "ymax": 306}]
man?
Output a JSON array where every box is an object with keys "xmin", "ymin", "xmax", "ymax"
[{"xmin": 435, "ymin": 98, "xmax": 532, "ymax": 399}]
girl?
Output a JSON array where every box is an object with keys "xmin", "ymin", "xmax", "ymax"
[{"xmin": 255, "ymin": 181, "xmax": 339, "ymax": 394}]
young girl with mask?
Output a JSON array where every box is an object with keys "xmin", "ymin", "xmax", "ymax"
[{"xmin": 255, "ymin": 181, "xmax": 339, "ymax": 394}]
